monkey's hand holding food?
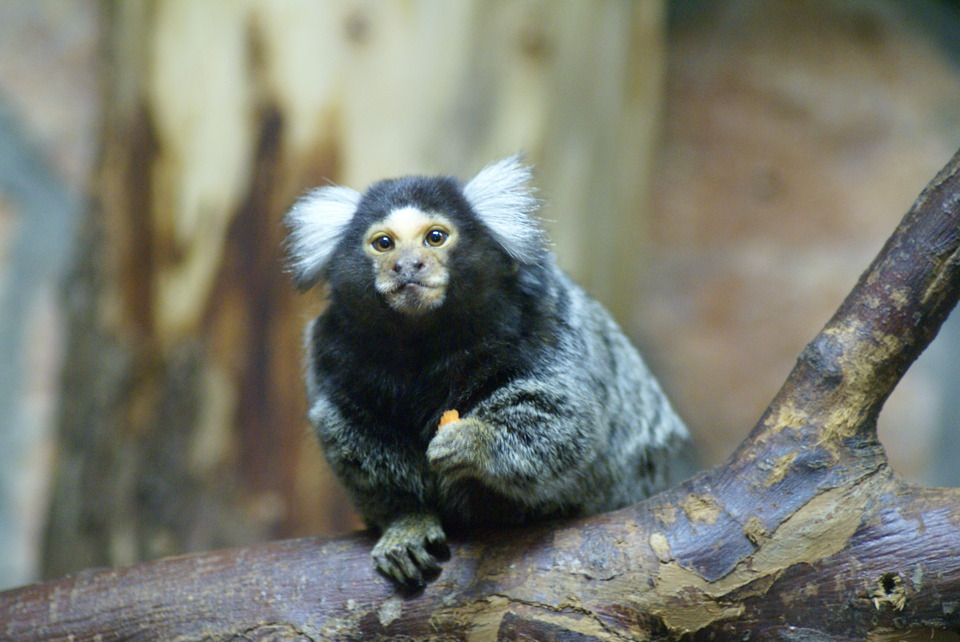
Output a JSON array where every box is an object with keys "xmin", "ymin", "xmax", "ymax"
[
  {"xmin": 426, "ymin": 417, "xmax": 494, "ymax": 480},
  {"xmin": 370, "ymin": 512, "xmax": 448, "ymax": 589}
]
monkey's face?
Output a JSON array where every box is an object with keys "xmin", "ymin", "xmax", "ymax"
[{"xmin": 363, "ymin": 207, "xmax": 459, "ymax": 316}]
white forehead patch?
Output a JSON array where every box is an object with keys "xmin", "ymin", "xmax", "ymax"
[
  {"xmin": 384, "ymin": 207, "xmax": 432, "ymax": 240},
  {"xmin": 368, "ymin": 207, "xmax": 453, "ymax": 242}
]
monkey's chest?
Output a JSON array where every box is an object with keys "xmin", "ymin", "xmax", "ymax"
[
  {"xmin": 316, "ymin": 331, "xmax": 523, "ymax": 441},
  {"xmin": 321, "ymin": 354, "xmax": 468, "ymax": 437}
]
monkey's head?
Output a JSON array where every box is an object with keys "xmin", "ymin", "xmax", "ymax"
[
  {"xmin": 359, "ymin": 204, "xmax": 456, "ymax": 315},
  {"xmin": 285, "ymin": 156, "xmax": 546, "ymax": 319}
]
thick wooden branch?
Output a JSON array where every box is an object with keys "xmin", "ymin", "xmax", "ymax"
[
  {"xmin": 5, "ymin": 147, "xmax": 960, "ymax": 640},
  {"xmin": 4, "ymin": 476, "xmax": 960, "ymax": 640}
]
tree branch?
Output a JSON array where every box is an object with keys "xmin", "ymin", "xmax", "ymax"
[{"xmin": 4, "ymin": 148, "xmax": 960, "ymax": 640}]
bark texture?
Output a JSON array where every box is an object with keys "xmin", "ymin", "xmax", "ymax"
[{"xmin": 5, "ymin": 147, "xmax": 960, "ymax": 639}]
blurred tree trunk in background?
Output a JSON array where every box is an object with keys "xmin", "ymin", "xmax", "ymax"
[
  {"xmin": 644, "ymin": 0, "xmax": 960, "ymax": 475},
  {"xmin": 42, "ymin": 0, "xmax": 664, "ymax": 579}
]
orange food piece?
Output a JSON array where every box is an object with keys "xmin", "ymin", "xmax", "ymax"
[{"xmin": 438, "ymin": 409, "xmax": 460, "ymax": 430}]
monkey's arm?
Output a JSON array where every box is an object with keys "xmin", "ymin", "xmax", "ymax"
[
  {"xmin": 309, "ymin": 394, "xmax": 448, "ymax": 587},
  {"xmin": 426, "ymin": 372, "xmax": 607, "ymax": 510}
]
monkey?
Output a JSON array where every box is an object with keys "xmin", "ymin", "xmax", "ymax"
[{"xmin": 285, "ymin": 156, "xmax": 689, "ymax": 588}]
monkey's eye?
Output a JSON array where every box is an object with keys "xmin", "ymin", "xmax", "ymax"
[
  {"xmin": 372, "ymin": 235, "xmax": 394, "ymax": 252},
  {"xmin": 425, "ymin": 229, "xmax": 449, "ymax": 247}
]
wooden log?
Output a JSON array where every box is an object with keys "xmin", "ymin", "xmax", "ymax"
[{"xmin": 6, "ymin": 475, "xmax": 960, "ymax": 641}]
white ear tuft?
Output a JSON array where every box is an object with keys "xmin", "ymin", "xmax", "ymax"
[
  {"xmin": 285, "ymin": 185, "xmax": 362, "ymax": 288},
  {"xmin": 463, "ymin": 155, "xmax": 545, "ymax": 264}
]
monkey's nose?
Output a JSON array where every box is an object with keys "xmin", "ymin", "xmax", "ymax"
[{"xmin": 393, "ymin": 257, "xmax": 425, "ymax": 275}]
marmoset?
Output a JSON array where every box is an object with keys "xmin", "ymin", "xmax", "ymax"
[{"xmin": 286, "ymin": 156, "xmax": 689, "ymax": 588}]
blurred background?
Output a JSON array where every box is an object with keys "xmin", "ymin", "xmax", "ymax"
[{"xmin": 1, "ymin": 0, "xmax": 959, "ymax": 591}]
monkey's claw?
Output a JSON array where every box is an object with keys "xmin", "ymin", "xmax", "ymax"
[{"xmin": 372, "ymin": 513, "xmax": 449, "ymax": 589}]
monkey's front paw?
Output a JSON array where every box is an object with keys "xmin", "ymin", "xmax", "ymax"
[
  {"xmin": 427, "ymin": 417, "xmax": 493, "ymax": 480},
  {"xmin": 372, "ymin": 513, "xmax": 449, "ymax": 589}
]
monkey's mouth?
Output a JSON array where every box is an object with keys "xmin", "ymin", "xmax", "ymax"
[
  {"xmin": 388, "ymin": 280, "xmax": 439, "ymax": 298},
  {"xmin": 381, "ymin": 279, "xmax": 446, "ymax": 315},
  {"xmin": 397, "ymin": 280, "xmax": 433, "ymax": 291}
]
